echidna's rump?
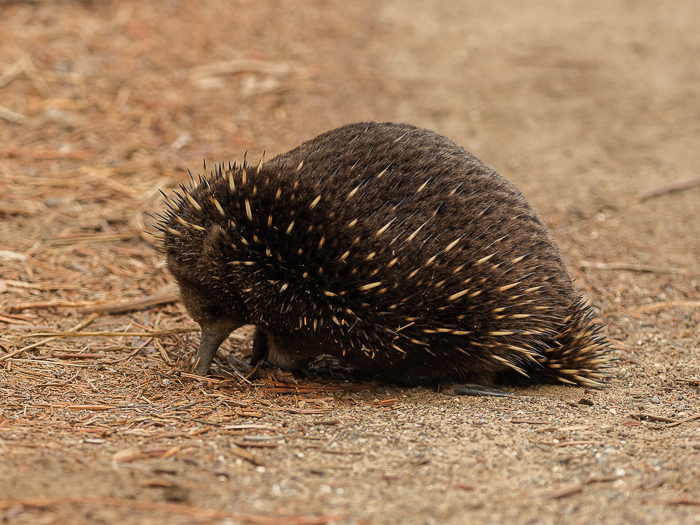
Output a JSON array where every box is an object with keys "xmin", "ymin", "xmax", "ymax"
[{"xmin": 156, "ymin": 122, "xmax": 610, "ymax": 388}]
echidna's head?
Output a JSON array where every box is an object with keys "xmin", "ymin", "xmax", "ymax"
[{"xmin": 166, "ymin": 224, "xmax": 248, "ymax": 375}]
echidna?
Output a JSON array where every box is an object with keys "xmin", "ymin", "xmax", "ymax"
[{"xmin": 155, "ymin": 122, "xmax": 610, "ymax": 394}]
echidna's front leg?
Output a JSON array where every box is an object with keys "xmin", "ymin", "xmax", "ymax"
[
  {"xmin": 224, "ymin": 328, "xmax": 269, "ymax": 377},
  {"xmin": 247, "ymin": 329, "xmax": 313, "ymax": 379}
]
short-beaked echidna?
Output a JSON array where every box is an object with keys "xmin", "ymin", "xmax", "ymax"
[{"xmin": 156, "ymin": 122, "xmax": 610, "ymax": 391}]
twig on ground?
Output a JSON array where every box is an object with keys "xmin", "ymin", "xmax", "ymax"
[
  {"xmin": 0, "ymin": 496, "xmax": 347, "ymax": 524},
  {"xmin": 665, "ymin": 413, "xmax": 700, "ymax": 428},
  {"xmin": 579, "ymin": 261, "xmax": 689, "ymax": 274},
  {"xmin": 628, "ymin": 413, "xmax": 679, "ymax": 423},
  {"xmin": 9, "ymin": 300, "xmax": 109, "ymax": 312},
  {"xmin": 17, "ymin": 328, "xmax": 199, "ymax": 339},
  {"xmin": 642, "ymin": 474, "xmax": 668, "ymax": 490},
  {"xmin": 83, "ymin": 285, "xmax": 180, "ymax": 314},
  {"xmin": 621, "ymin": 301, "xmax": 700, "ymax": 315},
  {"xmin": 0, "ymin": 313, "xmax": 99, "ymax": 363},
  {"xmin": 637, "ymin": 176, "xmax": 700, "ymax": 201}
]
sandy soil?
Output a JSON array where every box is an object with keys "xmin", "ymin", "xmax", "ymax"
[{"xmin": 1, "ymin": 1, "xmax": 699, "ymax": 524}]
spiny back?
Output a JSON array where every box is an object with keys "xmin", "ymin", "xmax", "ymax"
[{"xmin": 158, "ymin": 122, "xmax": 610, "ymax": 387}]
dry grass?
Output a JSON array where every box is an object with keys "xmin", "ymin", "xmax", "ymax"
[{"xmin": 2, "ymin": 1, "xmax": 700, "ymax": 524}]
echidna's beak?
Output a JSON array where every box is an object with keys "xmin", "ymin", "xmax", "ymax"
[{"xmin": 195, "ymin": 320, "xmax": 240, "ymax": 375}]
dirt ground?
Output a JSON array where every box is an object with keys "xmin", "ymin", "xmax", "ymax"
[{"xmin": 1, "ymin": 0, "xmax": 699, "ymax": 523}]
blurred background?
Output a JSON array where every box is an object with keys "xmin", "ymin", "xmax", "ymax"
[{"xmin": 1, "ymin": 2, "xmax": 700, "ymax": 523}]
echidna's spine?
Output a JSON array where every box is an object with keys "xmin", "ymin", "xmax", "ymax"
[
  {"xmin": 537, "ymin": 298, "xmax": 611, "ymax": 387},
  {"xmin": 154, "ymin": 122, "xmax": 612, "ymax": 387}
]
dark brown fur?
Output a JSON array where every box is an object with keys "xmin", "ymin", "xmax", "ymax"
[{"xmin": 157, "ymin": 122, "xmax": 610, "ymax": 387}]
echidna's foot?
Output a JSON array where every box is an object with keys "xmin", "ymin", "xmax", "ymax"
[
  {"xmin": 250, "ymin": 328, "xmax": 269, "ymax": 366},
  {"xmin": 226, "ymin": 354, "xmax": 256, "ymax": 375},
  {"xmin": 442, "ymin": 383, "xmax": 515, "ymax": 397},
  {"xmin": 291, "ymin": 365, "xmax": 314, "ymax": 380}
]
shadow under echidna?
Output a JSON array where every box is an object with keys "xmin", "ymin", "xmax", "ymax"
[{"xmin": 155, "ymin": 122, "xmax": 611, "ymax": 395}]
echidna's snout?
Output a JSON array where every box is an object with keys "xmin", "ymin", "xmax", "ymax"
[
  {"xmin": 170, "ymin": 266, "xmax": 245, "ymax": 376},
  {"xmin": 195, "ymin": 318, "xmax": 240, "ymax": 375}
]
